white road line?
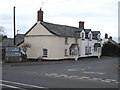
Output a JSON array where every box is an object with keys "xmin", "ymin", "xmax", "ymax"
[
  {"xmin": 92, "ymin": 78, "xmax": 102, "ymax": 80},
  {"xmin": 83, "ymin": 71, "xmax": 105, "ymax": 75},
  {"xmin": 81, "ymin": 76, "xmax": 90, "ymax": 79},
  {"xmin": 0, "ymin": 83, "xmax": 25, "ymax": 90},
  {"xmin": 81, "ymin": 69, "xmax": 85, "ymax": 70},
  {"xmin": 100, "ymin": 80, "xmax": 111, "ymax": 83},
  {"xmin": 1, "ymin": 80, "xmax": 46, "ymax": 88},
  {"xmin": 59, "ymin": 74, "xmax": 68, "ymax": 77},
  {"xmin": 68, "ymin": 75, "xmax": 79, "ymax": 78},
  {"xmin": 68, "ymin": 69, "xmax": 77, "ymax": 71},
  {"xmin": 45, "ymin": 73, "xmax": 118, "ymax": 83}
]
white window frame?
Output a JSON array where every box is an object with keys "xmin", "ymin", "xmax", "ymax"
[
  {"xmin": 97, "ymin": 34, "xmax": 101, "ymax": 40},
  {"xmin": 81, "ymin": 32, "xmax": 85, "ymax": 40},
  {"xmin": 94, "ymin": 47, "xmax": 97, "ymax": 52},
  {"xmin": 43, "ymin": 49, "xmax": 48, "ymax": 57},
  {"xmin": 64, "ymin": 49, "xmax": 68, "ymax": 56},
  {"xmin": 88, "ymin": 32, "xmax": 92, "ymax": 41},
  {"xmin": 89, "ymin": 47, "xmax": 91, "ymax": 54},
  {"xmin": 85, "ymin": 47, "xmax": 88, "ymax": 55},
  {"xmin": 80, "ymin": 30, "xmax": 85, "ymax": 40},
  {"xmin": 65, "ymin": 38, "xmax": 68, "ymax": 45}
]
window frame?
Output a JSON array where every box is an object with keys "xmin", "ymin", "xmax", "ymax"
[
  {"xmin": 64, "ymin": 49, "xmax": 68, "ymax": 56},
  {"xmin": 85, "ymin": 47, "xmax": 88, "ymax": 55},
  {"xmin": 43, "ymin": 49, "xmax": 48, "ymax": 57},
  {"xmin": 65, "ymin": 38, "xmax": 68, "ymax": 45},
  {"xmin": 94, "ymin": 46, "xmax": 97, "ymax": 52},
  {"xmin": 89, "ymin": 47, "xmax": 91, "ymax": 54},
  {"xmin": 88, "ymin": 32, "xmax": 92, "ymax": 41},
  {"xmin": 97, "ymin": 34, "xmax": 101, "ymax": 40},
  {"xmin": 81, "ymin": 32, "xmax": 85, "ymax": 40}
]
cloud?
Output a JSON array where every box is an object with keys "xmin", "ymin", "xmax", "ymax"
[{"xmin": 0, "ymin": 0, "xmax": 119, "ymax": 42}]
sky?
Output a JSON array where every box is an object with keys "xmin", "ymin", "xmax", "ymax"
[{"xmin": 0, "ymin": 0, "xmax": 119, "ymax": 42}]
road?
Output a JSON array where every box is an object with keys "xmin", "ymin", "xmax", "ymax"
[{"xmin": 2, "ymin": 57, "xmax": 119, "ymax": 89}]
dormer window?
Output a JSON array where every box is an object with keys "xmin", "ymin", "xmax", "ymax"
[
  {"xmin": 97, "ymin": 34, "xmax": 101, "ymax": 40},
  {"xmin": 81, "ymin": 33, "xmax": 85, "ymax": 40},
  {"xmin": 88, "ymin": 31, "xmax": 92, "ymax": 41},
  {"xmin": 89, "ymin": 34, "xmax": 92, "ymax": 41}
]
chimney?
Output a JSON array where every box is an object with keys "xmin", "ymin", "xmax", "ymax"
[
  {"xmin": 79, "ymin": 21, "xmax": 84, "ymax": 29},
  {"xmin": 105, "ymin": 33, "xmax": 108, "ymax": 39},
  {"xmin": 37, "ymin": 8, "xmax": 43, "ymax": 21},
  {"xmin": 109, "ymin": 36, "xmax": 112, "ymax": 40}
]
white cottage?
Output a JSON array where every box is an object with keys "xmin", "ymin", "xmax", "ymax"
[{"xmin": 20, "ymin": 8, "xmax": 102, "ymax": 60}]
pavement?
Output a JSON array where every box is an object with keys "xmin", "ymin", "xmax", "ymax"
[{"xmin": 2, "ymin": 56, "xmax": 115, "ymax": 66}]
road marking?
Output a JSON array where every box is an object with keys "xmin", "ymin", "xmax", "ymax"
[
  {"xmin": 100, "ymin": 80, "xmax": 111, "ymax": 83},
  {"xmin": 81, "ymin": 76, "xmax": 90, "ymax": 79},
  {"xmin": 68, "ymin": 69, "xmax": 77, "ymax": 71},
  {"xmin": 83, "ymin": 71, "xmax": 105, "ymax": 75},
  {"xmin": 45, "ymin": 73, "xmax": 118, "ymax": 83},
  {"xmin": 81, "ymin": 69, "xmax": 85, "ymax": 70},
  {"xmin": 1, "ymin": 80, "xmax": 46, "ymax": 89},
  {"xmin": 92, "ymin": 78, "xmax": 102, "ymax": 81},
  {"xmin": 59, "ymin": 74, "xmax": 68, "ymax": 77},
  {"xmin": 68, "ymin": 75, "xmax": 79, "ymax": 78},
  {"xmin": 0, "ymin": 83, "xmax": 26, "ymax": 90}
]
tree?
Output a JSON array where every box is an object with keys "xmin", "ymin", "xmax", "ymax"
[
  {"xmin": 102, "ymin": 42, "xmax": 119, "ymax": 57},
  {"xmin": 21, "ymin": 43, "xmax": 31, "ymax": 54},
  {"xmin": 0, "ymin": 26, "xmax": 6, "ymax": 41}
]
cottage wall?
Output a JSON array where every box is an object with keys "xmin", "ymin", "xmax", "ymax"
[{"xmin": 25, "ymin": 22, "xmax": 76, "ymax": 59}]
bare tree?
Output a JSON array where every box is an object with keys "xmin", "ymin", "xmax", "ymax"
[
  {"xmin": 0, "ymin": 26, "xmax": 5, "ymax": 36},
  {"xmin": 21, "ymin": 43, "xmax": 31, "ymax": 54},
  {"xmin": 0, "ymin": 26, "xmax": 6, "ymax": 41}
]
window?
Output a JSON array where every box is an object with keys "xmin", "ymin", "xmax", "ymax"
[
  {"xmin": 65, "ymin": 38, "xmax": 68, "ymax": 45},
  {"xmin": 89, "ymin": 34, "xmax": 92, "ymax": 41},
  {"xmin": 70, "ymin": 49, "xmax": 75, "ymax": 56},
  {"xmin": 64, "ymin": 49, "xmax": 68, "ymax": 56},
  {"xmin": 94, "ymin": 47, "xmax": 97, "ymax": 52},
  {"xmin": 81, "ymin": 33, "xmax": 85, "ymax": 40},
  {"xmin": 85, "ymin": 47, "xmax": 88, "ymax": 55},
  {"xmin": 43, "ymin": 49, "xmax": 48, "ymax": 57},
  {"xmin": 97, "ymin": 34, "xmax": 100, "ymax": 40},
  {"xmin": 89, "ymin": 47, "xmax": 91, "ymax": 54}
]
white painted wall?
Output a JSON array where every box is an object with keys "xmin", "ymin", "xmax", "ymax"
[{"xmin": 22, "ymin": 21, "xmax": 102, "ymax": 60}]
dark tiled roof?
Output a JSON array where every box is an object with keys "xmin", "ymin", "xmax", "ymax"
[
  {"xmin": 84, "ymin": 29, "xmax": 91, "ymax": 34},
  {"xmin": 25, "ymin": 21, "xmax": 100, "ymax": 39},
  {"xmin": 2, "ymin": 34, "xmax": 24, "ymax": 47},
  {"xmin": 84, "ymin": 29, "xmax": 91, "ymax": 38},
  {"xmin": 109, "ymin": 39, "xmax": 118, "ymax": 45},
  {"xmin": 92, "ymin": 31, "xmax": 100, "ymax": 40},
  {"xmin": 94, "ymin": 43, "xmax": 101, "ymax": 47},
  {"xmin": 15, "ymin": 34, "xmax": 24, "ymax": 45},
  {"xmin": 41, "ymin": 22, "xmax": 83, "ymax": 37},
  {"xmin": 2, "ymin": 38, "xmax": 13, "ymax": 47},
  {"xmin": 70, "ymin": 44, "xmax": 79, "ymax": 49},
  {"xmin": 92, "ymin": 31, "xmax": 100, "ymax": 34}
]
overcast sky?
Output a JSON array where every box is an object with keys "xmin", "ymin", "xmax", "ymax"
[{"xmin": 0, "ymin": 0, "xmax": 119, "ymax": 42}]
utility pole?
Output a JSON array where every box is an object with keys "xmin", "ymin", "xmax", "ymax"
[{"xmin": 13, "ymin": 6, "xmax": 16, "ymax": 46}]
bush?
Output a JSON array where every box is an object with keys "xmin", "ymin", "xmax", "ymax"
[{"xmin": 102, "ymin": 42, "xmax": 119, "ymax": 57}]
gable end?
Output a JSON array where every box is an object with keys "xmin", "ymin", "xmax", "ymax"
[{"xmin": 25, "ymin": 23, "xmax": 37, "ymax": 36}]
